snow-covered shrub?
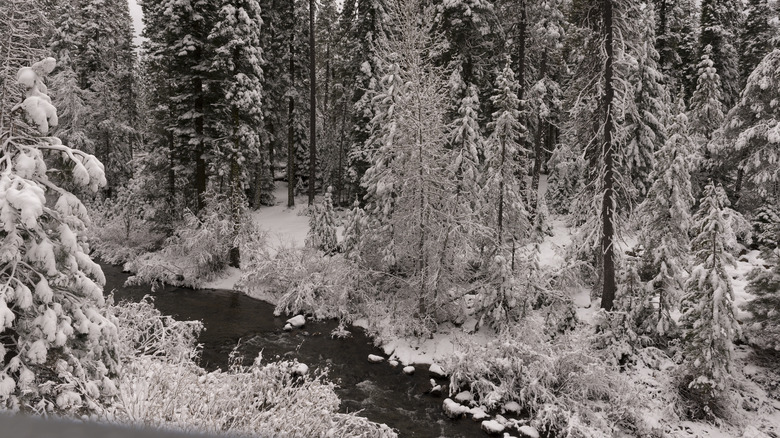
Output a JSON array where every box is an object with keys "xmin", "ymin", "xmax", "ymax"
[
  {"xmin": 0, "ymin": 58, "xmax": 119, "ymax": 414},
  {"xmin": 238, "ymin": 247, "xmax": 362, "ymax": 321},
  {"xmin": 305, "ymin": 186, "xmax": 338, "ymax": 254},
  {"xmin": 340, "ymin": 198, "xmax": 366, "ymax": 261},
  {"xmin": 110, "ymin": 297, "xmax": 203, "ymax": 362},
  {"xmin": 108, "ymin": 298, "xmax": 396, "ymax": 437},
  {"xmin": 750, "ymin": 203, "xmax": 780, "ymax": 250},
  {"xmin": 742, "ymin": 249, "xmax": 780, "ymax": 351},
  {"xmin": 89, "ymin": 180, "xmax": 165, "ymax": 264},
  {"xmin": 447, "ymin": 326, "xmax": 645, "ymax": 436},
  {"xmin": 126, "ymin": 196, "xmax": 265, "ymax": 288}
]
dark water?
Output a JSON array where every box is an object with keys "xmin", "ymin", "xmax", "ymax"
[{"xmin": 103, "ymin": 264, "xmax": 486, "ymax": 438}]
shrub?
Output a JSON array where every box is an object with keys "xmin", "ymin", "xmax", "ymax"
[{"xmin": 107, "ymin": 297, "xmax": 397, "ymax": 437}]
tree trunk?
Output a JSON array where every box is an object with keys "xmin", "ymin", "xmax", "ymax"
[
  {"xmin": 194, "ymin": 75, "xmax": 207, "ymax": 214},
  {"xmin": 601, "ymin": 0, "xmax": 617, "ymax": 311},
  {"xmin": 287, "ymin": 39, "xmax": 296, "ymax": 207},
  {"xmin": 529, "ymin": 51, "xmax": 548, "ymax": 218},
  {"xmin": 308, "ymin": 0, "xmax": 317, "ymax": 206}
]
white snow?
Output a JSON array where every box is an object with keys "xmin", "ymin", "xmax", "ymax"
[
  {"xmin": 454, "ymin": 390, "xmax": 473, "ymax": 404},
  {"xmin": 517, "ymin": 425, "xmax": 539, "ymax": 438},
  {"xmin": 286, "ymin": 315, "xmax": 305, "ymax": 328},
  {"xmin": 469, "ymin": 406, "xmax": 489, "ymax": 420},
  {"xmin": 443, "ymin": 398, "xmax": 470, "ymax": 418},
  {"xmin": 293, "ymin": 363, "xmax": 308, "ymax": 376},
  {"xmin": 368, "ymin": 354, "xmax": 385, "ymax": 363},
  {"xmin": 503, "ymin": 400, "xmax": 521, "ymax": 414},
  {"xmin": 481, "ymin": 419, "xmax": 505, "ymax": 434},
  {"xmin": 402, "ymin": 366, "xmax": 415, "ymax": 375},
  {"xmin": 429, "ymin": 363, "xmax": 446, "ymax": 378}
]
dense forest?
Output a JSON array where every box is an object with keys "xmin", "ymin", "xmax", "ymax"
[{"xmin": 1, "ymin": 0, "xmax": 780, "ymax": 436}]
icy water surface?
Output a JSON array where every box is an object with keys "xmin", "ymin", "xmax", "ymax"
[{"xmin": 103, "ymin": 264, "xmax": 486, "ymax": 438}]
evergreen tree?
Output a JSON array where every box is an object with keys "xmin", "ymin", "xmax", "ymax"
[
  {"xmin": 636, "ymin": 95, "xmax": 695, "ymax": 337},
  {"xmin": 1, "ymin": 57, "xmax": 118, "ymax": 412},
  {"xmin": 623, "ymin": 4, "xmax": 669, "ymax": 199},
  {"xmin": 679, "ymin": 183, "xmax": 740, "ymax": 417},
  {"xmin": 698, "ymin": 0, "xmax": 742, "ymax": 108},
  {"xmin": 306, "ymin": 187, "xmax": 338, "ymax": 253},
  {"xmin": 743, "ymin": 249, "xmax": 780, "ymax": 350},
  {"xmin": 483, "ymin": 63, "xmax": 529, "ymax": 254},
  {"xmin": 738, "ymin": 0, "xmax": 775, "ymax": 88},
  {"xmin": 688, "ymin": 46, "xmax": 724, "ymax": 142},
  {"xmin": 209, "ymin": 0, "xmax": 266, "ymax": 267},
  {"xmin": 721, "ymin": 49, "xmax": 780, "ymax": 204},
  {"xmin": 341, "ymin": 198, "xmax": 366, "ymax": 261}
]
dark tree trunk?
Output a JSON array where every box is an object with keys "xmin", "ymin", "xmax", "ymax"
[
  {"xmin": 287, "ymin": 33, "xmax": 296, "ymax": 207},
  {"xmin": 601, "ymin": 0, "xmax": 617, "ymax": 311},
  {"xmin": 194, "ymin": 75, "xmax": 207, "ymax": 214},
  {"xmin": 308, "ymin": 0, "xmax": 317, "ymax": 206}
]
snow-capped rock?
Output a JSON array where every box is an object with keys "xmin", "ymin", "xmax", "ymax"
[
  {"xmin": 368, "ymin": 354, "xmax": 385, "ymax": 363},
  {"xmin": 469, "ymin": 406, "xmax": 489, "ymax": 421},
  {"xmin": 293, "ymin": 363, "xmax": 309, "ymax": 376},
  {"xmin": 503, "ymin": 401, "xmax": 521, "ymax": 414},
  {"xmin": 287, "ymin": 315, "xmax": 306, "ymax": 328},
  {"xmin": 403, "ymin": 366, "xmax": 415, "ymax": 375},
  {"xmin": 443, "ymin": 398, "xmax": 470, "ymax": 418},
  {"xmin": 481, "ymin": 419, "xmax": 505, "ymax": 434},
  {"xmin": 388, "ymin": 359, "xmax": 399, "ymax": 367},
  {"xmin": 454, "ymin": 390, "xmax": 473, "ymax": 404},
  {"xmin": 429, "ymin": 363, "xmax": 446, "ymax": 378},
  {"xmin": 429, "ymin": 379, "xmax": 443, "ymax": 396},
  {"xmin": 283, "ymin": 323, "xmax": 293, "ymax": 331},
  {"xmin": 518, "ymin": 425, "xmax": 540, "ymax": 438}
]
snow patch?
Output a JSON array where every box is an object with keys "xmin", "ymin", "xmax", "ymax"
[{"xmin": 286, "ymin": 315, "xmax": 306, "ymax": 328}]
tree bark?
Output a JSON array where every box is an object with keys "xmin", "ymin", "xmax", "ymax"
[
  {"xmin": 601, "ymin": 0, "xmax": 617, "ymax": 311},
  {"xmin": 287, "ymin": 26, "xmax": 296, "ymax": 207},
  {"xmin": 308, "ymin": 0, "xmax": 317, "ymax": 206},
  {"xmin": 194, "ymin": 75, "xmax": 207, "ymax": 214}
]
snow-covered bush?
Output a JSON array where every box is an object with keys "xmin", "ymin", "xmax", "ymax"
[
  {"xmin": 89, "ymin": 180, "xmax": 165, "ymax": 264},
  {"xmin": 742, "ymin": 249, "xmax": 780, "ymax": 351},
  {"xmin": 305, "ymin": 186, "xmax": 338, "ymax": 254},
  {"xmin": 750, "ymin": 203, "xmax": 780, "ymax": 250},
  {"xmin": 238, "ymin": 247, "xmax": 363, "ymax": 321},
  {"xmin": 340, "ymin": 198, "xmax": 366, "ymax": 261},
  {"xmin": 447, "ymin": 326, "xmax": 646, "ymax": 436},
  {"xmin": 0, "ymin": 58, "xmax": 119, "ymax": 414},
  {"xmin": 126, "ymin": 196, "xmax": 265, "ymax": 288},
  {"xmin": 108, "ymin": 297, "xmax": 396, "ymax": 437}
]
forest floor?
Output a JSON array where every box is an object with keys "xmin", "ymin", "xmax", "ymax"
[{"xmin": 200, "ymin": 183, "xmax": 780, "ymax": 438}]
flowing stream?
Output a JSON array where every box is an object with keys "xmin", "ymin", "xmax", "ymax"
[{"xmin": 103, "ymin": 264, "xmax": 486, "ymax": 438}]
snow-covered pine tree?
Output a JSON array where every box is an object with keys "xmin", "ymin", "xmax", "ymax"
[
  {"xmin": 209, "ymin": 0, "xmax": 265, "ymax": 267},
  {"xmin": 623, "ymin": 3, "xmax": 669, "ymax": 200},
  {"xmin": 341, "ymin": 198, "xmax": 366, "ymax": 262},
  {"xmin": 446, "ymin": 82, "xmax": 484, "ymax": 246},
  {"xmin": 306, "ymin": 186, "xmax": 338, "ymax": 254},
  {"xmin": 679, "ymin": 182, "xmax": 740, "ymax": 418},
  {"xmin": 688, "ymin": 45, "xmax": 725, "ymax": 145},
  {"xmin": 1, "ymin": 57, "xmax": 117, "ymax": 412},
  {"xmin": 738, "ymin": 0, "xmax": 775, "ymax": 88},
  {"xmin": 743, "ymin": 248, "xmax": 780, "ymax": 351},
  {"xmin": 525, "ymin": 0, "xmax": 564, "ymax": 219},
  {"xmin": 483, "ymin": 63, "xmax": 529, "ymax": 254},
  {"xmin": 722, "ymin": 49, "xmax": 780, "ymax": 205},
  {"xmin": 699, "ymin": 0, "xmax": 742, "ymax": 108},
  {"xmin": 635, "ymin": 94, "xmax": 695, "ymax": 337}
]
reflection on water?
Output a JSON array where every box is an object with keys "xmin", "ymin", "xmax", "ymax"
[{"xmin": 103, "ymin": 264, "xmax": 486, "ymax": 438}]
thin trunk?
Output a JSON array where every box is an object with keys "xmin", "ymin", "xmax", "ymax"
[
  {"xmin": 601, "ymin": 0, "xmax": 617, "ymax": 311},
  {"xmin": 308, "ymin": 0, "xmax": 317, "ymax": 206},
  {"xmin": 516, "ymin": 1, "xmax": 528, "ymax": 193},
  {"xmin": 194, "ymin": 75, "xmax": 207, "ymax": 213},
  {"xmin": 167, "ymin": 131, "xmax": 176, "ymax": 209},
  {"xmin": 529, "ymin": 51, "xmax": 548, "ymax": 217},
  {"xmin": 287, "ymin": 39, "xmax": 296, "ymax": 207},
  {"xmin": 337, "ymin": 96, "xmax": 347, "ymax": 205},
  {"xmin": 497, "ymin": 134, "xmax": 506, "ymax": 247}
]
